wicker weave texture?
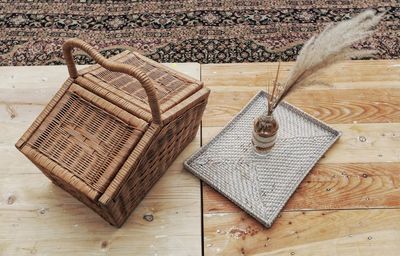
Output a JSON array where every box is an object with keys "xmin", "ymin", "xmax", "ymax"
[
  {"xmin": 86, "ymin": 52, "xmax": 202, "ymax": 117},
  {"xmin": 16, "ymin": 38, "xmax": 210, "ymax": 227},
  {"xmin": 28, "ymin": 91, "xmax": 144, "ymax": 194},
  {"xmin": 107, "ymin": 100, "xmax": 208, "ymax": 226},
  {"xmin": 92, "ymin": 54, "xmax": 188, "ymax": 103},
  {"xmin": 185, "ymin": 91, "xmax": 340, "ymax": 227}
]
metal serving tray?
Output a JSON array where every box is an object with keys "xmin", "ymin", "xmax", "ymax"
[{"xmin": 184, "ymin": 90, "xmax": 341, "ymax": 227}]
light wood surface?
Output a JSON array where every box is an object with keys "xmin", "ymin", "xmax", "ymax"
[
  {"xmin": 2, "ymin": 59, "xmax": 400, "ymax": 255},
  {"xmin": 0, "ymin": 63, "xmax": 202, "ymax": 256},
  {"xmin": 201, "ymin": 60, "xmax": 400, "ymax": 255}
]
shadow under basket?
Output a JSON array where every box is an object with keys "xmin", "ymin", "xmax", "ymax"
[{"xmin": 15, "ymin": 39, "xmax": 210, "ymax": 227}]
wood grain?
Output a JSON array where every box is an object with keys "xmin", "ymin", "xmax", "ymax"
[
  {"xmin": 3, "ymin": 60, "xmax": 400, "ymax": 255},
  {"xmin": 202, "ymin": 60, "xmax": 400, "ymax": 88},
  {"xmin": 204, "ymin": 89, "xmax": 400, "ymax": 126},
  {"xmin": 201, "ymin": 60, "xmax": 400, "ymax": 256},
  {"xmin": 204, "ymin": 209, "xmax": 400, "ymax": 256},
  {"xmin": 0, "ymin": 64, "xmax": 202, "ymax": 256},
  {"xmin": 204, "ymin": 163, "xmax": 400, "ymax": 213}
]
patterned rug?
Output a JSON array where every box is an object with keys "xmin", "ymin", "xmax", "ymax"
[{"xmin": 1, "ymin": 0, "xmax": 399, "ymax": 66}]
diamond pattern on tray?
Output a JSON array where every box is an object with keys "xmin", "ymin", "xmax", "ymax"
[{"xmin": 185, "ymin": 91, "xmax": 340, "ymax": 227}]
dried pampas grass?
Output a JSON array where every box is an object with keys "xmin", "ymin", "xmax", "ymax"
[{"xmin": 266, "ymin": 9, "xmax": 383, "ymax": 115}]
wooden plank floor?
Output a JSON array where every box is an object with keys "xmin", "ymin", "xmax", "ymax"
[
  {"xmin": 0, "ymin": 64, "xmax": 202, "ymax": 256},
  {"xmin": 201, "ymin": 60, "xmax": 400, "ymax": 255},
  {"xmin": 1, "ymin": 60, "xmax": 400, "ymax": 255}
]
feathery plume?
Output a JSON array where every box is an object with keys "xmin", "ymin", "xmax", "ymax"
[{"xmin": 268, "ymin": 10, "xmax": 383, "ymax": 110}]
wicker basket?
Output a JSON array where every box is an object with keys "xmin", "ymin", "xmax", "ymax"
[{"xmin": 15, "ymin": 38, "xmax": 210, "ymax": 227}]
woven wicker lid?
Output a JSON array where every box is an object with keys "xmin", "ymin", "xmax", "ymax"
[
  {"xmin": 20, "ymin": 83, "xmax": 148, "ymax": 200},
  {"xmin": 79, "ymin": 51, "xmax": 203, "ymax": 121}
]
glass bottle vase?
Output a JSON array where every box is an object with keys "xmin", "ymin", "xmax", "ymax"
[{"xmin": 252, "ymin": 114, "xmax": 279, "ymax": 154}]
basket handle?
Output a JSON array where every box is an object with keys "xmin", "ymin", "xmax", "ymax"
[{"xmin": 62, "ymin": 38, "xmax": 162, "ymax": 125}]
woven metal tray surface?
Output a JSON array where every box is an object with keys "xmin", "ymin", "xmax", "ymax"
[{"xmin": 184, "ymin": 90, "xmax": 341, "ymax": 227}]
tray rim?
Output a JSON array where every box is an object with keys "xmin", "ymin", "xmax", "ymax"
[{"xmin": 184, "ymin": 90, "xmax": 342, "ymax": 227}]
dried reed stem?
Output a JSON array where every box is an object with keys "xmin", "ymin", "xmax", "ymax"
[{"xmin": 268, "ymin": 61, "xmax": 281, "ymax": 116}]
